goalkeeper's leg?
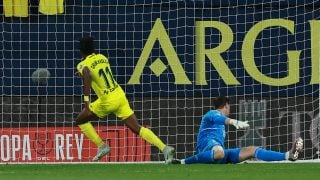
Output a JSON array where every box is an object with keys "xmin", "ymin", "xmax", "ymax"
[
  {"xmin": 123, "ymin": 114, "xmax": 175, "ymax": 163},
  {"xmin": 240, "ymin": 146, "xmax": 297, "ymax": 162},
  {"xmin": 239, "ymin": 138, "xmax": 304, "ymax": 162},
  {"xmin": 190, "ymin": 146, "xmax": 287, "ymax": 164},
  {"xmin": 183, "ymin": 145, "xmax": 226, "ymax": 164},
  {"xmin": 238, "ymin": 146, "xmax": 286, "ymax": 162}
]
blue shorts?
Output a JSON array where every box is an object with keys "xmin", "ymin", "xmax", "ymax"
[
  {"xmin": 197, "ymin": 139, "xmax": 222, "ymax": 153},
  {"xmin": 197, "ymin": 139, "xmax": 241, "ymax": 164},
  {"xmin": 217, "ymin": 148, "xmax": 241, "ymax": 164}
]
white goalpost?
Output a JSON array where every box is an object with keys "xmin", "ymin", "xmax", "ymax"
[{"xmin": 0, "ymin": 0, "xmax": 320, "ymax": 163}]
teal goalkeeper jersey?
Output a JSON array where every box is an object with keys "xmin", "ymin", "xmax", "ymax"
[{"xmin": 196, "ymin": 110, "xmax": 227, "ymax": 152}]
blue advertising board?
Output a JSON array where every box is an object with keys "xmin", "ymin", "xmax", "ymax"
[{"xmin": 0, "ymin": 0, "xmax": 319, "ymax": 96}]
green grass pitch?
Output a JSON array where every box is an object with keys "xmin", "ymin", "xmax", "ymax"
[{"xmin": 0, "ymin": 163, "xmax": 319, "ymax": 180}]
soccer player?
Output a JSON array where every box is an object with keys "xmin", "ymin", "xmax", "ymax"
[
  {"xmin": 174, "ymin": 96, "xmax": 304, "ymax": 164},
  {"xmin": 75, "ymin": 36, "xmax": 175, "ymax": 162}
]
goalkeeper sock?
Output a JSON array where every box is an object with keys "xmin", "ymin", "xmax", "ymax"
[
  {"xmin": 78, "ymin": 122, "xmax": 105, "ymax": 147},
  {"xmin": 139, "ymin": 127, "xmax": 166, "ymax": 151},
  {"xmin": 254, "ymin": 148, "xmax": 286, "ymax": 161},
  {"xmin": 184, "ymin": 150, "xmax": 214, "ymax": 164}
]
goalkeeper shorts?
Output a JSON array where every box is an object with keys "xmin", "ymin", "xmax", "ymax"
[
  {"xmin": 197, "ymin": 139, "xmax": 223, "ymax": 153},
  {"xmin": 216, "ymin": 148, "xmax": 241, "ymax": 164}
]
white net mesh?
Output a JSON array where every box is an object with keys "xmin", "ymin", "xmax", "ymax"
[{"xmin": 0, "ymin": 0, "xmax": 320, "ymax": 163}]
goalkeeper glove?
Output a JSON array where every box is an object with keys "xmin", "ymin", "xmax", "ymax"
[{"xmin": 229, "ymin": 119, "xmax": 250, "ymax": 129}]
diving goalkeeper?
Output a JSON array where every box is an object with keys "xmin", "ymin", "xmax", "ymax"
[
  {"xmin": 75, "ymin": 36, "xmax": 175, "ymax": 162},
  {"xmin": 173, "ymin": 96, "xmax": 303, "ymax": 164}
]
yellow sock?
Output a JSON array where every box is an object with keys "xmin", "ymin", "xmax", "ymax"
[
  {"xmin": 78, "ymin": 122, "xmax": 104, "ymax": 147},
  {"xmin": 139, "ymin": 127, "xmax": 166, "ymax": 152}
]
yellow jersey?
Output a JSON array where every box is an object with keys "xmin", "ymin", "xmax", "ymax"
[{"xmin": 77, "ymin": 53, "xmax": 124, "ymax": 99}]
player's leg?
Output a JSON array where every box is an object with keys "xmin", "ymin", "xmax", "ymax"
[
  {"xmin": 182, "ymin": 143, "xmax": 225, "ymax": 164},
  {"xmin": 116, "ymin": 95, "xmax": 175, "ymax": 163},
  {"xmin": 123, "ymin": 114, "xmax": 175, "ymax": 163},
  {"xmin": 123, "ymin": 114, "xmax": 167, "ymax": 150},
  {"xmin": 76, "ymin": 107, "xmax": 105, "ymax": 147},
  {"xmin": 186, "ymin": 147, "xmax": 241, "ymax": 164},
  {"xmin": 75, "ymin": 99, "xmax": 110, "ymax": 161},
  {"xmin": 219, "ymin": 148, "xmax": 241, "ymax": 164},
  {"xmin": 237, "ymin": 146, "xmax": 286, "ymax": 162},
  {"xmin": 183, "ymin": 144, "xmax": 278, "ymax": 164},
  {"xmin": 238, "ymin": 146, "xmax": 287, "ymax": 162},
  {"xmin": 237, "ymin": 146, "xmax": 257, "ymax": 162},
  {"xmin": 225, "ymin": 138, "xmax": 304, "ymax": 163},
  {"xmin": 239, "ymin": 137, "xmax": 304, "ymax": 162}
]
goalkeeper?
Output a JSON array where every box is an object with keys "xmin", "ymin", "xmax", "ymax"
[
  {"xmin": 174, "ymin": 96, "xmax": 303, "ymax": 164},
  {"xmin": 75, "ymin": 36, "xmax": 175, "ymax": 162}
]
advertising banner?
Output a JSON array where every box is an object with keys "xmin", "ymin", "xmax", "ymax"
[{"xmin": 0, "ymin": 126, "xmax": 150, "ymax": 162}]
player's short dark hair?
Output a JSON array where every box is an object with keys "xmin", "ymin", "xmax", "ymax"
[
  {"xmin": 79, "ymin": 36, "xmax": 95, "ymax": 55},
  {"xmin": 213, "ymin": 96, "xmax": 230, "ymax": 109}
]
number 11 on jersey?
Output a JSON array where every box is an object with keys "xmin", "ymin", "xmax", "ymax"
[{"xmin": 99, "ymin": 67, "xmax": 116, "ymax": 89}]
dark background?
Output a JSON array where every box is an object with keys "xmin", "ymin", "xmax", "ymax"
[{"xmin": 0, "ymin": 0, "xmax": 319, "ymax": 160}]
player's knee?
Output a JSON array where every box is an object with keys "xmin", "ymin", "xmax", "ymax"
[
  {"xmin": 239, "ymin": 146, "xmax": 258, "ymax": 160},
  {"xmin": 123, "ymin": 114, "xmax": 141, "ymax": 134},
  {"xmin": 212, "ymin": 146, "xmax": 225, "ymax": 160},
  {"xmin": 214, "ymin": 150, "xmax": 224, "ymax": 160},
  {"xmin": 75, "ymin": 114, "xmax": 90, "ymax": 125},
  {"xmin": 75, "ymin": 118, "xmax": 88, "ymax": 125},
  {"xmin": 246, "ymin": 146, "xmax": 258, "ymax": 154},
  {"xmin": 75, "ymin": 108, "xmax": 95, "ymax": 125}
]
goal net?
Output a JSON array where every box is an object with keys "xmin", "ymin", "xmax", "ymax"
[{"xmin": 0, "ymin": 0, "xmax": 319, "ymax": 163}]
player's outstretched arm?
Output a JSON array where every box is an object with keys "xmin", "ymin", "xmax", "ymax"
[{"xmin": 226, "ymin": 118, "xmax": 250, "ymax": 129}]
